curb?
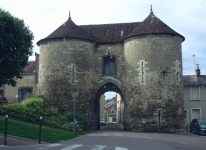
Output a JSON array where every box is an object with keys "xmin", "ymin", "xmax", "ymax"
[{"xmin": 0, "ymin": 133, "xmax": 48, "ymax": 144}]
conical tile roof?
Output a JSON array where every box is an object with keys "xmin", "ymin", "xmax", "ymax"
[
  {"xmin": 37, "ymin": 17, "xmax": 94, "ymax": 45},
  {"xmin": 37, "ymin": 8, "xmax": 185, "ymax": 45},
  {"xmin": 124, "ymin": 10, "xmax": 185, "ymax": 41}
]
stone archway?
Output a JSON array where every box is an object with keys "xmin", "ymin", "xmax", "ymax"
[{"xmin": 94, "ymin": 81, "xmax": 125, "ymax": 130}]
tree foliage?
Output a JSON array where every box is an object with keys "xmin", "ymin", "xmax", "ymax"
[{"xmin": 0, "ymin": 8, "xmax": 33, "ymax": 87}]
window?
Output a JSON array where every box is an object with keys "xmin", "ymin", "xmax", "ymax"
[
  {"xmin": 20, "ymin": 89, "xmax": 32, "ymax": 101},
  {"xmin": 0, "ymin": 90, "xmax": 3, "ymax": 96},
  {"xmin": 102, "ymin": 55, "xmax": 116, "ymax": 75},
  {"xmin": 190, "ymin": 86, "xmax": 200, "ymax": 100},
  {"xmin": 191, "ymin": 108, "xmax": 201, "ymax": 120}
]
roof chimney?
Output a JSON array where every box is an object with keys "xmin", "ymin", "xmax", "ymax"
[{"xmin": 195, "ymin": 65, "xmax": 200, "ymax": 77}]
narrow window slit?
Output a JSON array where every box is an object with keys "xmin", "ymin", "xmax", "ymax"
[
  {"xmin": 72, "ymin": 65, "xmax": 74, "ymax": 83},
  {"xmin": 177, "ymin": 72, "xmax": 178, "ymax": 82},
  {"xmin": 142, "ymin": 62, "xmax": 144, "ymax": 83}
]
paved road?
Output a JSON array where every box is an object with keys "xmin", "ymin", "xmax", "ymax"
[
  {"xmin": 100, "ymin": 122, "xmax": 124, "ymax": 131},
  {"xmin": 1, "ymin": 131, "xmax": 206, "ymax": 150}
]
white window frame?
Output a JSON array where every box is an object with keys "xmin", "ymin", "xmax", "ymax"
[
  {"xmin": 190, "ymin": 108, "xmax": 201, "ymax": 121},
  {"xmin": 190, "ymin": 86, "xmax": 201, "ymax": 100}
]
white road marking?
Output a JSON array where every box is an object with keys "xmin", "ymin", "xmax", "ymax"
[
  {"xmin": 115, "ymin": 134, "xmax": 122, "ymax": 136},
  {"xmin": 101, "ymin": 134, "xmax": 109, "ymax": 136},
  {"xmin": 88, "ymin": 134, "xmax": 96, "ymax": 136},
  {"xmin": 38, "ymin": 144, "xmax": 61, "ymax": 149},
  {"xmin": 90, "ymin": 145, "xmax": 106, "ymax": 150},
  {"xmin": 115, "ymin": 147, "xmax": 128, "ymax": 150},
  {"xmin": 61, "ymin": 144, "xmax": 82, "ymax": 150}
]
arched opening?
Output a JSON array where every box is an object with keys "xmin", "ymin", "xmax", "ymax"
[{"xmin": 95, "ymin": 82, "xmax": 124, "ymax": 130}]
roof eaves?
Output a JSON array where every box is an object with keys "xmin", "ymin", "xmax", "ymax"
[
  {"xmin": 122, "ymin": 32, "xmax": 185, "ymax": 42},
  {"xmin": 37, "ymin": 37, "xmax": 97, "ymax": 46}
]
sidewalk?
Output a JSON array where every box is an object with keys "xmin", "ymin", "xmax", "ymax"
[{"xmin": 0, "ymin": 134, "xmax": 46, "ymax": 146}]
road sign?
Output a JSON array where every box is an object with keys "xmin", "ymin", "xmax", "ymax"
[
  {"xmin": 141, "ymin": 119, "xmax": 147, "ymax": 125},
  {"xmin": 71, "ymin": 92, "xmax": 79, "ymax": 99}
]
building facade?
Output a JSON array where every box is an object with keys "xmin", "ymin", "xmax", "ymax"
[
  {"xmin": 99, "ymin": 94, "xmax": 105, "ymax": 120},
  {"xmin": 105, "ymin": 96, "xmax": 117, "ymax": 122},
  {"xmin": 0, "ymin": 53, "xmax": 39, "ymax": 104},
  {"xmin": 35, "ymin": 7, "xmax": 185, "ymax": 131},
  {"xmin": 183, "ymin": 66, "xmax": 206, "ymax": 126}
]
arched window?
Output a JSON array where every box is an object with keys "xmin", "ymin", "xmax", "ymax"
[{"xmin": 102, "ymin": 55, "xmax": 117, "ymax": 75}]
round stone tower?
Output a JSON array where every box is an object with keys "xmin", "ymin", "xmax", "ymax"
[
  {"xmin": 37, "ymin": 14, "xmax": 96, "ymax": 115},
  {"xmin": 122, "ymin": 7, "xmax": 185, "ymax": 131}
]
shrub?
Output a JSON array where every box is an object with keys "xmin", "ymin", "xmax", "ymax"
[
  {"xmin": 0, "ymin": 103, "xmax": 72, "ymax": 131},
  {"xmin": 64, "ymin": 112, "xmax": 88, "ymax": 131},
  {"xmin": 21, "ymin": 98, "xmax": 44, "ymax": 108},
  {"xmin": 4, "ymin": 103, "xmax": 28, "ymax": 111},
  {"xmin": 25, "ymin": 92, "xmax": 45, "ymax": 101},
  {"xmin": 44, "ymin": 119, "xmax": 61, "ymax": 127},
  {"xmin": 58, "ymin": 107, "xmax": 66, "ymax": 115}
]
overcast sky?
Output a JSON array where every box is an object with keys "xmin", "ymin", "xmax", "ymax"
[{"xmin": 1, "ymin": 0, "xmax": 205, "ymax": 99}]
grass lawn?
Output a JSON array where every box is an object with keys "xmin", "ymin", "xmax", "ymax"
[{"xmin": 0, "ymin": 119, "xmax": 81, "ymax": 143}]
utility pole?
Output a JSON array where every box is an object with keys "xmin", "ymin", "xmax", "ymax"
[{"xmin": 192, "ymin": 54, "xmax": 196, "ymax": 72}]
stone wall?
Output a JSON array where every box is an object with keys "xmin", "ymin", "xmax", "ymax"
[
  {"xmin": 38, "ymin": 38, "xmax": 96, "ymax": 126},
  {"xmin": 37, "ymin": 34, "xmax": 184, "ymax": 132},
  {"xmin": 123, "ymin": 34, "xmax": 184, "ymax": 131}
]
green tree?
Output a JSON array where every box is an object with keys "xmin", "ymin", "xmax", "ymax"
[{"xmin": 0, "ymin": 8, "xmax": 33, "ymax": 87}]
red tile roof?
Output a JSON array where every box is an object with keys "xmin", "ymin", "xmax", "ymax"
[
  {"xmin": 22, "ymin": 61, "xmax": 35, "ymax": 74},
  {"xmin": 37, "ymin": 11, "xmax": 184, "ymax": 45}
]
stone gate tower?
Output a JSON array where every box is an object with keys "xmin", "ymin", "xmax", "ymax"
[{"xmin": 37, "ymin": 7, "xmax": 185, "ymax": 131}]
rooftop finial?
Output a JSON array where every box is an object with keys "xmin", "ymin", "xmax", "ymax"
[
  {"xmin": 68, "ymin": 10, "xmax": 71, "ymax": 21},
  {"xmin": 150, "ymin": 5, "xmax": 153, "ymax": 15}
]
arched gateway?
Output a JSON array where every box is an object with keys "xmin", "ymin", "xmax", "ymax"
[
  {"xmin": 37, "ymin": 8, "xmax": 185, "ymax": 132},
  {"xmin": 95, "ymin": 81, "xmax": 124, "ymax": 129}
]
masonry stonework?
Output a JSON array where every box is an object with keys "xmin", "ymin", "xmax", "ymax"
[
  {"xmin": 123, "ymin": 35, "xmax": 184, "ymax": 131},
  {"xmin": 38, "ymin": 39, "xmax": 96, "ymax": 116},
  {"xmin": 37, "ymin": 8, "xmax": 185, "ymax": 131}
]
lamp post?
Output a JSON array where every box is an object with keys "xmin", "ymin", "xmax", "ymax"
[
  {"xmin": 39, "ymin": 117, "xmax": 42, "ymax": 144},
  {"xmin": 71, "ymin": 91, "xmax": 79, "ymax": 133},
  {"xmin": 4, "ymin": 115, "xmax": 8, "ymax": 146}
]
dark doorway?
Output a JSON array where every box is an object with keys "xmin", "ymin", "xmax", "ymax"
[{"xmin": 20, "ymin": 89, "xmax": 32, "ymax": 102}]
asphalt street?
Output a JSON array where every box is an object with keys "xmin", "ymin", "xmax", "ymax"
[{"xmin": 1, "ymin": 130, "xmax": 206, "ymax": 150}]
